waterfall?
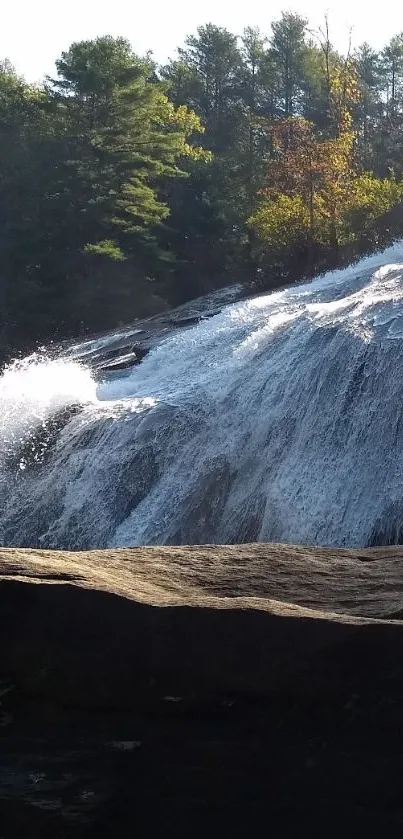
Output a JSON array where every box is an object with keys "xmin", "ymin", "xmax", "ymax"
[{"xmin": 3, "ymin": 242, "xmax": 403, "ymax": 549}]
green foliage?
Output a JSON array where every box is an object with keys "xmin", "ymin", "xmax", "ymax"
[
  {"xmin": 344, "ymin": 174, "xmax": 403, "ymax": 236},
  {"xmin": 250, "ymin": 171, "xmax": 403, "ymax": 258},
  {"xmin": 83, "ymin": 240, "xmax": 126, "ymax": 261},
  {"xmin": 2, "ymin": 19, "xmax": 403, "ymax": 353},
  {"xmin": 48, "ymin": 37, "xmax": 206, "ymax": 244},
  {"xmin": 270, "ymin": 12, "xmax": 309, "ymax": 116},
  {"xmin": 0, "ymin": 37, "xmax": 207, "ymax": 350},
  {"xmin": 250, "ymin": 195, "xmax": 309, "ymax": 251}
]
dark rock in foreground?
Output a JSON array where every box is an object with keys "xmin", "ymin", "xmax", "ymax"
[{"xmin": 2, "ymin": 543, "xmax": 403, "ymax": 835}]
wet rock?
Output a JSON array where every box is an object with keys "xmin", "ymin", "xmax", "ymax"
[
  {"xmin": 98, "ymin": 351, "xmax": 139, "ymax": 373},
  {"xmin": 97, "ymin": 343, "xmax": 149, "ymax": 373},
  {"xmin": 170, "ymin": 315, "xmax": 204, "ymax": 328}
]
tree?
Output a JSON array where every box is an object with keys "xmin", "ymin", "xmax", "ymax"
[
  {"xmin": 174, "ymin": 24, "xmax": 242, "ymax": 152},
  {"xmin": 248, "ymin": 113, "xmax": 403, "ymax": 280},
  {"xmin": 161, "ymin": 25, "xmax": 252, "ymax": 289},
  {"xmin": 381, "ymin": 35, "xmax": 403, "ymax": 116},
  {"xmin": 270, "ymin": 12, "xmax": 309, "ymax": 116},
  {"xmin": 47, "ymin": 37, "xmax": 205, "ymax": 259},
  {"xmin": 0, "ymin": 64, "xmax": 58, "ymax": 345},
  {"xmin": 371, "ymin": 35, "xmax": 403, "ymax": 176},
  {"xmin": 0, "ymin": 37, "xmax": 208, "ymax": 349},
  {"xmin": 354, "ymin": 43, "xmax": 383, "ymax": 167},
  {"xmin": 3, "ymin": 20, "xmax": 403, "ymax": 357},
  {"xmin": 250, "ymin": 117, "xmax": 356, "ymax": 249},
  {"xmin": 238, "ymin": 27, "xmax": 270, "ymax": 209}
]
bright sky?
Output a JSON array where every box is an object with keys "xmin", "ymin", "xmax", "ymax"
[{"xmin": 2, "ymin": 0, "xmax": 403, "ymax": 82}]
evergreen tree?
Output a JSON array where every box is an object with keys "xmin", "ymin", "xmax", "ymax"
[
  {"xmin": 173, "ymin": 24, "xmax": 242, "ymax": 152},
  {"xmin": 48, "ymin": 36, "xmax": 205, "ymax": 260},
  {"xmin": 270, "ymin": 12, "xmax": 309, "ymax": 116},
  {"xmin": 0, "ymin": 37, "xmax": 206, "ymax": 348},
  {"xmin": 2, "ymin": 18, "xmax": 403, "ymax": 356},
  {"xmin": 354, "ymin": 43, "xmax": 383, "ymax": 168}
]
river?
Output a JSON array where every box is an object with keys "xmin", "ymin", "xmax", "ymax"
[{"xmin": 2, "ymin": 244, "xmax": 403, "ymax": 548}]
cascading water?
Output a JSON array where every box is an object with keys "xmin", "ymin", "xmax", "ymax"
[{"xmin": 4, "ymin": 242, "xmax": 403, "ymax": 549}]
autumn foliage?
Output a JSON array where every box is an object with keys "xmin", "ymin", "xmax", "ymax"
[{"xmin": 248, "ymin": 60, "xmax": 403, "ymax": 276}]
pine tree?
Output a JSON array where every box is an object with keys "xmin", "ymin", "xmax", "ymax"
[
  {"xmin": 270, "ymin": 12, "xmax": 309, "ymax": 117},
  {"xmin": 48, "ymin": 36, "xmax": 205, "ymax": 259}
]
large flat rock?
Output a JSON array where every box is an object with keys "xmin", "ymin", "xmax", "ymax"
[
  {"xmin": 2, "ymin": 542, "xmax": 403, "ymax": 704},
  {"xmin": 2, "ymin": 543, "xmax": 403, "ymax": 835}
]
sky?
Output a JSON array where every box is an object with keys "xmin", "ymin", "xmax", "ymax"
[{"xmin": 2, "ymin": 0, "xmax": 403, "ymax": 82}]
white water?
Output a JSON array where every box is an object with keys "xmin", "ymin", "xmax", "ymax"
[
  {"xmin": 3, "ymin": 242, "xmax": 403, "ymax": 548},
  {"xmin": 0, "ymin": 355, "xmax": 97, "ymax": 465}
]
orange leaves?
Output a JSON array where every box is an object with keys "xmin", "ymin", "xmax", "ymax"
[{"xmin": 261, "ymin": 116, "xmax": 355, "ymax": 237}]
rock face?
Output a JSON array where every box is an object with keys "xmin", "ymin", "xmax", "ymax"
[{"xmin": 2, "ymin": 543, "xmax": 403, "ymax": 835}]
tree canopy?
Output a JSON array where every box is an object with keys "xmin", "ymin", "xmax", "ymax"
[{"xmin": 2, "ymin": 20, "xmax": 403, "ymax": 353}]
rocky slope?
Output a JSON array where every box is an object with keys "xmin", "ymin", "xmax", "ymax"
[{"xmin": 2, "ymin": 543, "xmax": 403, "ymax": 835}]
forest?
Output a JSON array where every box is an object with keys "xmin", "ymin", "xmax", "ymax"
[{"xmin": 2, "ymin": 13, "xmax": 403, "ymax": 353}]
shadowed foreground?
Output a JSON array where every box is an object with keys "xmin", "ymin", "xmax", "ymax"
[{"xmin": 2, "ymin": 543, "xmax": 403, "ymax": 835}]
